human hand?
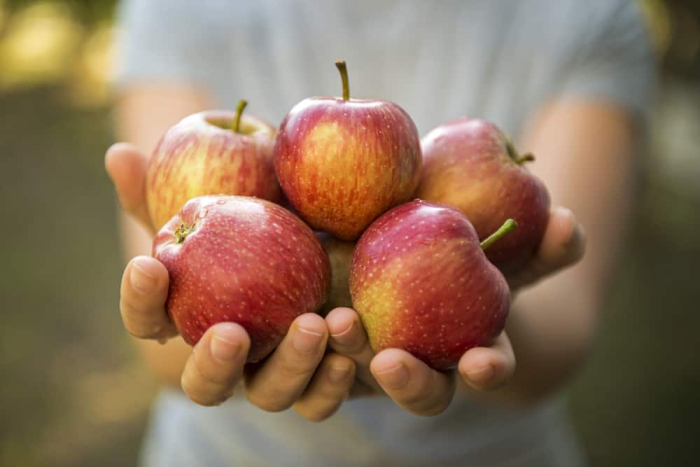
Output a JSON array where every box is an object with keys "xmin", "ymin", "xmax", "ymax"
[
  {"xmin": 325, "ymin": 208, "xmax": 586, "ymax": 416},
  {"xmin": 106, "ymin": 143, "xmax": 356, "ymax": 421}
]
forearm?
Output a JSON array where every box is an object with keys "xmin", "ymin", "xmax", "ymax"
[
  {"xmin": 487, "ymin": 277, "xmax": 598, "ymax": 405},
  {"xmin": 461, "ymin": 99, "xmax": 638, "ymax": 406}
]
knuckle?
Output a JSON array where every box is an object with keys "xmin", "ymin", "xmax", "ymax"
[
  {"xmin": 301, "ymin": 407, "xmax": 333, "ymax": 423},
  {"xmin": 181, "ymin": 380, "xmax": 214, "ymax": 407},
  {"xmin": 185, "ymin": 390, "xmax": 222, "ymax": 407},
  {"xmin": 312, "ymin": 380, "xmax": 351, "ymax": 403},
  {"xmin": 246, "ymin": 391, "xmax": 290, "ymax": 412},
  {"xmin": 293, "ymin": 398, "xmax": 339, "ymax": 422},
  {"xmin": 398, "ymin": 389, "xmax": 429, "ymax": 408},
  {"xmin": 414, "ymin": 398, "xmax": 451, "ymax": 417},
  {"xmin": 324, "ymin": 353, "xmax": 353, "ymax": 369},
  {"xmin": 337, "ymin": 339, "xmax": 367, "ymax": 357},
  {"xmin": 398, "ymin": 377, "xmax": 440, "ymax": 409},
  {"xmin": 181, "ymin": 372, "xmax": 230, "ymax": 407},
  {"xmin": 330, "ymin": 328, "xmax": 369, "ymax": 356},
  {"xmin": 120, "ymin": 310, "xmax": 161, "ymax": 339},
  {"xmin": 194, "ymin": 355, "xmax": 238, "ymax": 387},
  {"xmin": 126, "ymin": 325, "xmax": 156, "ymax": 340},
  {"xmin": 119, "ymin": 295, "xmax": 152, "ymax": 322},
  {"xmin": 280, "ymin": 356, "xmax": 318, "ymax": 380}
]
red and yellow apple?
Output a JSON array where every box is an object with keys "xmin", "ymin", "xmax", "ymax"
[
  {"xmin": 274, "ymin": 61, "xmax": 422, "ymax": 240},
  {"xmin": 146, "ymin": 102, "xmax": 281, "ymax": 230},
  {"xmin": 350, "ymin": 200, "xmax": 514, "ymax": 370},
  {"xmin": 417, "ymin": 118, "xmax": 550, "ymax": 274}
]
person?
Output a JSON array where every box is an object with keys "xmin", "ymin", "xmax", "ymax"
[{"xmin": 105, "ymin": 0, "xmax": 655, "ymax": 465}]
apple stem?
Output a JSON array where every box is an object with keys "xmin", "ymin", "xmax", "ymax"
[
  {"xmin": 335, "ymin": 60, "xmax": 350, "ymax": 101},
  {"xmin": 232, "ymin": 99, "xmax": 248, "ymax": 133},
  {"xmin": 174, "ymin": 223, "xmax": 196, "ymax": 244},
  {"xmin": 506, "ymin": 140, "xmax": 535, "ymax": 165},
  {"xmin": 480, "ymin": 219, "xmax": 518, "ymax": 250},
  {"xmin": 515, "ymin": 153, "xmax": 535, "ymax": 164}
]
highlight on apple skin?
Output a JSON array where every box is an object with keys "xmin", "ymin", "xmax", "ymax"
[
  {"xmin": 274, "ymin": 61, "xmax": 422, "ymax": 241},
  {"xmin": 146, "ymin": 105, "xmax": 281, "ymax": 231},
  {"xmin": 153, "ymin": 195, "xmax": 331, "ymax": 363},
  {"xmin": 349, "ymin": 199, "xmax": 512, "ymax": 371},
  {"xmin": 417, "ymin": 117, "xmax": 550, "ymax": 275}
]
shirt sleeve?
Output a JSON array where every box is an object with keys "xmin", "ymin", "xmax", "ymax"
[
  {"xmin": 559, "ymin": 0, "xmax": 657, "ymax": 118},
  {"xmin": 113, "ymin": 0, "xmax": 225, "ymax": 89}
]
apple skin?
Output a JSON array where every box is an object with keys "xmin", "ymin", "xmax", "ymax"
[
  {"xmin": 349, "ymin": 199, "xmax": 510, "ymax": 370},
  {"xmin": 153, "ymin": 195, "xmax": 331, "ymax": 363},
  {"xmin": 417, "ymin": 118, "xmax": 550, "ymax": 275},
  {"xmin": 146, "ymin": 110, "xmax": 281, "ymax": 230},
  {"xmin": 317, "ymin": 233, "xmax": 355, "ymax": 313},
  {"xmin": 274, "ymin": 98, "xmax": 422, "ymax": 240}
]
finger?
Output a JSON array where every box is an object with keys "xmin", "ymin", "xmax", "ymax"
[
  {"xmin": 105, "ymin": 142, "xmax": 152, "ymax": 231},
  {"xmin": 458, "ymin": 331, "xmax": 516, "ymax": 391},
  {"xmin": 181, "ymin": 322, "xmax": 250, "ymax": 406},
  {"xmin": 370, "ymin": 349, "xmax": 455, "ymax": 416},
  {"xmin": 120, "ymin": 256, "xmax": 178, "ymax": 341},
  {"xmin": 244, "ymin": 314, "xmax": 328, "ymax": 412},
  {"xmin": 293, "ymin": 353, "xmax": 356, "ymax": 422},
  {"xmin": 326, "ymin": 308, "xmax": 379, "ymax": 390},
  {"xmin": 509, "ymin": 207, "xmax": 586, "ymax": 289}
]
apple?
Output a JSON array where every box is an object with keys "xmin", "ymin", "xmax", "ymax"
[
  {"xmin": 349, "ymin": 199, "xmax": 515, "ymax": 370},
  {"xmin": 146, "ymin": 101, "xmax": 281, "ymax": 230},
  {"xmin": 153, "ymin": 195, "xmax": 331, "ymax": 363},
  {"xmin": 417, "ymin": 118, "xmax": 550, "ymax": 274},
  {"xmin": 274, "ymin": 60, "xmax": 422, "ymax": 241},
  {"xmin": 317, "ymin": 233, "xmax": 355, "ymax": 313}
]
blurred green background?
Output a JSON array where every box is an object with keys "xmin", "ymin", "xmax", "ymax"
[{"xmin": 0, "ymin": 0, "xmax": 698, "ymax": 466}]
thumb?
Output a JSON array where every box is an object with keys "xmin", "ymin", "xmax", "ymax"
[{"xmin": 105, "ymin": 142, "xmax": 153, "ymax": 232}]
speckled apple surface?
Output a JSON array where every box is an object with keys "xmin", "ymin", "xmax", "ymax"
[
  {"xmin": 418, "ymin": 117, "xmax": 550, "ymax": 275},
  {"xmin": 274, "ymin": 98, "xmax": 422, "ymax": 240},
  {"xmin": 153, "ymin": 195, "xmax": 331, "ymax": 362},
  {"xmin": 147, "ymin": 110, "xmax": 281, "ymax": 230},
  {"xmin": 350, "ymin": 200, "xmax": 510, "ymax": 370}
]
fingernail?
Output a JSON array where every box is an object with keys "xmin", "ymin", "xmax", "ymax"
[
  {"xmin": 210, "ymin": 331, "xmax": 242, "ymax": 362},
  {"xmin": 330, "ymin": 319, "xmax": 355, "ymax": 340},
  {"xmin": 558, "ymin": 208, "xmax": 576, "ymax": 245},
  {"xmin": 130, "ymin": 258, "xmax": 157, "ymax": 295},
  {"xmin": 466, "ymin": 365, "xmax": 494, "ymax": 385},
  {"xmin": 557, "ymin": 206, "xmax": 574, "ymax": 222},
  {"xmin": 328, "ymin": 364, "xmax": 352, "ymax": 383},
  {"xmin": 376, "ymin": 363, "xmax": 408, "ymax": 389},
  {"xmin": 293, "ymin": 325, "xmax": 324, "ymax": 354}
]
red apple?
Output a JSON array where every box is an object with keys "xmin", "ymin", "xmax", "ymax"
[
  {"xmin": 349, "ymin": 200, "xmax": 514, "ymax": 370},
  {"xmin": 417, "ymin": 118, "xmax": 550, "ymax": 274},
  {"xmin": 317, "ymin": 233, "xmax": 355, "ymax": 313},
  {"xmin": 153, "ymin": 195, "xmax": 331, "ymax": 362},
  {"xmin": 274, "ymin": 61, "xmax": 422, "ymax": 240},
  {"xmin": 146, "ymin": 101, "xmax": 281, "ymax": 230}
]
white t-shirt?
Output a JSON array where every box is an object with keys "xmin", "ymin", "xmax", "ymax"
[{"xmin": 116, "ymin": 1, "xmax": 655, "ymax": 466}]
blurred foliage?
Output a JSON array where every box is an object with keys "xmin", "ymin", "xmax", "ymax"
[
  {"xmin": 0, "ymin": 85, "xmax": 156, "ymax": 466},
  {"xmin": 0, "ymin": 0, "xmax": 115, "ymax": 104},
  {"xmin": 2, "ymin": 0, "xmax": 116, "ymax": 24},
  {"xmin": 641, "ymin": 0, "xmax": 700, "ymax": 78}
]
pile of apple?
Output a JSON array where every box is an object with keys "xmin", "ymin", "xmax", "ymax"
[{"xmin": 148, "ymin": 62, "xmax": 549, "ymax": 370}]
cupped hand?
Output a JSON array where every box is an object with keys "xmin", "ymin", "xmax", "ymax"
[
  {"xmin": 106, "ymin": 143, "xmax": 355, "ymax": 421},
  {"xmin": 325, "ymin": 207, "xmax": 586, "ymax": 416}
]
